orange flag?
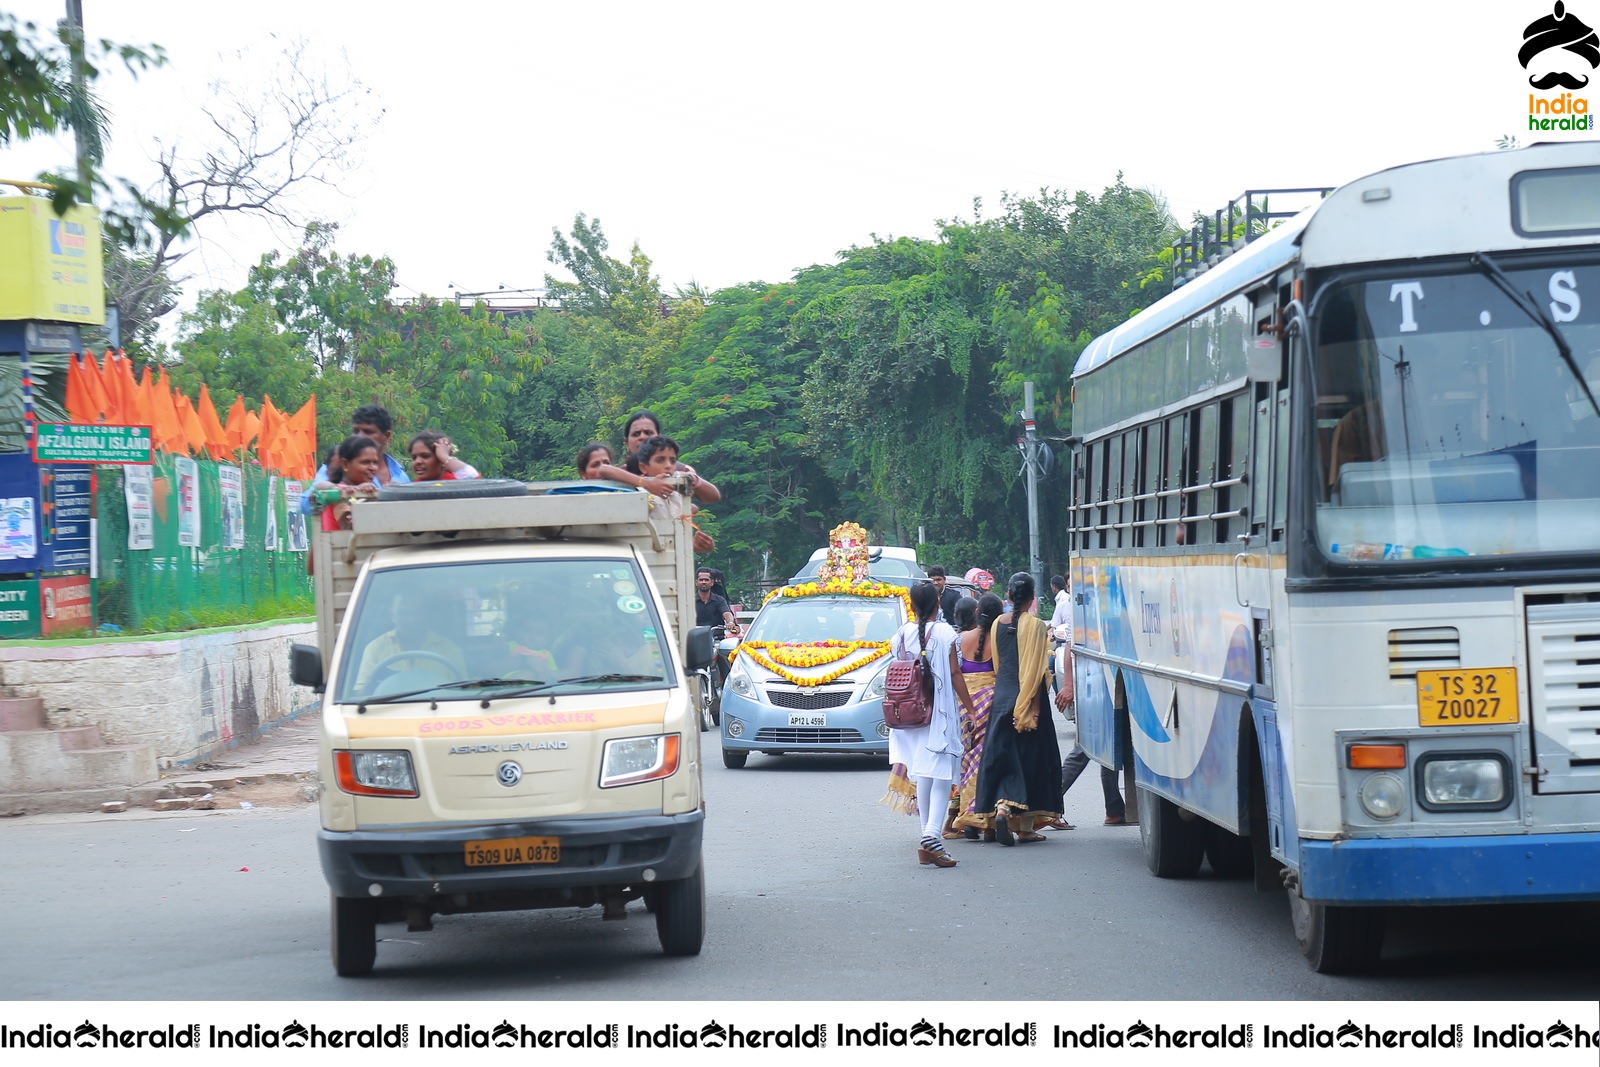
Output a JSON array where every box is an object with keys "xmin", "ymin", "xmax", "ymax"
[
  {"xmin": 65, "ymin": 354, "xmax": 93, "ymax": 424},
  {"xmin": 110, "ymin": 351, "xmax": 138, "ymax": 427},
  {"xmin": 240, "ymin": 408, "xmax": 261, "ymax": 454},
  {"xmin": 289, "ymin": 395, "xmax": 318, "ymax": 479},
  {"xmin": 197, "ymin": 385, "xmax": 230, "ymax": 461},
  {"xmin": 151, "ymin": 369, "xmax": 187, "ymax": 455},
  {"xmin": 257, "ymin": 396, "xmax": 281, "ymax": 471},
  {"xmin": 224, "ymin": 395, "xmax": 248, "ymax": 451},
  {"xmin": 99, "ymin": 350, "xmax": 122, "ymax": 424},
  {"xmin": 81, "ymin": 352, "xmax": 113, "ymax": 423},
  {"xmin": 175, "ymin": 392, "xmax": 208, "ymax": 458}
]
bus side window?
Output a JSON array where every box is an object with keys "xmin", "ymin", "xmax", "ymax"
[
  {"xmin": 1164, "ymin": 412, "xmax": 1186, "ymax": 547},
  {"xmin": 1196, "ymin": 404, "xmax": 1219, "ymax": 544}
]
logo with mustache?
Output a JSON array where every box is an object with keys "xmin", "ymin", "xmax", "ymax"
[{"xmin": 1521, "ymin": 2, "xmax": 1600, "ymax": 89}]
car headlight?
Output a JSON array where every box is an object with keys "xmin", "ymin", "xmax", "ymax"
[
  {"xmin": 864, "ymin": 663, "xmax": 889, "ymax": 699},
  {"xmin": 334, "ymin": 750, "xmax": 418, "ymax": 797},
  {"xmin": 727, "ymin": 658, "xmax": 757, "ymax": 698},
  {"xmin": 600, "ymin": 735, "xmax": 681, "ymax": 788},
  {"xmin": 1420, "ymin": 755, "xmax": 1507, "ymax": 808},
  {"xmin": 1358, "ymin": 773, "xmax": 1405, "ymax": 819}
]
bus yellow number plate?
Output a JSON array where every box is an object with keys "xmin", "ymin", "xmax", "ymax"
[
  {"xmin": 464, "ymin": 836, "xmax": 561, "ymax": 867},
  {"xmin": 1416, "ymin": 668, "xmax": 1519, "ymax": 726}
]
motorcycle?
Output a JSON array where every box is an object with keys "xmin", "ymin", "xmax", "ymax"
[{"xmin": 695, "ymin": 624, "xmax": 741, "ymax": 731}]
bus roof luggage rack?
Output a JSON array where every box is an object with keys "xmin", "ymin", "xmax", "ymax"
[{"xmin": 1170, "ymin": 187, "xmax": 1333, "ymax": 289}]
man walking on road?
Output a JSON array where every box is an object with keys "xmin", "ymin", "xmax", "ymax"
[
  {"xmin": 928, "ymin": 566, "xmax": 961, "ymax": 626},
  {"xmin": 1046, "ymin": 574, "xmax": 1129, "ymax": 828}
]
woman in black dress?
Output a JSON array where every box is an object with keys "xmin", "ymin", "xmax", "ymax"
[{"xmin": 974, "ymin": 572, "xmax": 1064, "ymax": 845}]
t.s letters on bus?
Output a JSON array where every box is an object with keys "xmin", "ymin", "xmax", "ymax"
[{"xmin": 1388, "ymin": 269, "xmax": 1583, "ymax": 333}]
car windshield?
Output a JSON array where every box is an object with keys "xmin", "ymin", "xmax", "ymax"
[
  {"xmin": 745, "ymin": 594, "xmax": 904, "ymax": 645},
  {"xmin": 332, "ymin": 558, "xmax": 672, "ymax": 704},
  {"xmin": 1310, "ymin": 262, "xmax": 1600, "ymax": 562}
]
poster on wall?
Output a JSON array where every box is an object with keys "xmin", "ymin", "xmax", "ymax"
[
  {"xmin": 0, "ymin": 497, "xmax": 38, "ymax": 561},
  {"xmin": 124, "ymin": 464, "xmax": 153, "ymax": 550},
  {"xmin": 219, "ymin": 464, "xmax": 244, "ymax": 550},
  {"xmin": 175, "ymin": 456, "xmax": 200, "ymax": 548},
  {"xmin": 264, "ymin": 476, "xmax": 279, "ymax": 551},
  {"xmin": 284, "ymin": 480, "xmax": 307, "ymax": 552}
]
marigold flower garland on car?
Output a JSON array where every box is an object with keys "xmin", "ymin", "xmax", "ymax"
[
  {"xmin": 733, "ymin": 578, "xmax": 911, "ymax": 687},
  {"xmin": 735, "ymin": 642, "xmax": 889, "ymax": 687}
]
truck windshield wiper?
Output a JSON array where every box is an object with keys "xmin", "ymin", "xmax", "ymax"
[
  {"xmin": 355, "ymin": 677, "xmax": 547, "ymax": 713},
  {"xmin": 1470, "ymin": 252, "xmax": 1599, "ymax": 418},
  {"xmin": 489, "ymin": 673, "xmax": 664, "ymax": 699}
]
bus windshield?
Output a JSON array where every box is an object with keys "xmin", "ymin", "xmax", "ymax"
[{"xmin": 1311, "ymin": 262, "xmax": 1600, "ymax": 561}]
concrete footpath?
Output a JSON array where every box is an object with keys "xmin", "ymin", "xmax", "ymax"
[{"xmin": 107, "ymin": 713, "xmax": 321, "ymax": 814}]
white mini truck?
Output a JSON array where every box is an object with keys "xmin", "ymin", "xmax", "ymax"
[{"xmin": 290, "ymin": 480, "xmax": 713, "ymax": 976}]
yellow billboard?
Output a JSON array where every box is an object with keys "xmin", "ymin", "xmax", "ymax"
[{"xmin": 0, "ymin": 195, "xmax": 104, "ymax": 325}]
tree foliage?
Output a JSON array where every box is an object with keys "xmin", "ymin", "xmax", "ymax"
[{"xmin": 166, "ymin": 187, "xmax": 1175, "ymax": 603}]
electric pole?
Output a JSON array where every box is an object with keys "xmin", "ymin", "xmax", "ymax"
[{"xmin": 1019, "ymin": 381, "xmax": 1044, "ymax": 598}]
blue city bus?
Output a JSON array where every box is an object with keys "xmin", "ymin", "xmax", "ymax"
[{"xmin": 1068, "ymin": 142, "xmax": 1600, "ymax": 972}]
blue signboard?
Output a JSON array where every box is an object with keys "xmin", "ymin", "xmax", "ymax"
[
  {"xmin": 0, "ymin": 453, "xmax": 92, "ymax": 574},
  {"xmin": 40, "ymin": 465, "xmax": 92, "ymax": 571}
]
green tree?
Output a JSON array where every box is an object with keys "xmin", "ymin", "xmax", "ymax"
[{"xmin": 169, "ymin": 289, "xmax": 312, "ymax": 411}]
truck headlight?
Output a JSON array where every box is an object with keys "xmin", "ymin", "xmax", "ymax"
[
  {"xmin": 334, "ymin": 750, "xmax": 418, "ymax": 797},
  {"xmin": 1357, "ymin": 773, "xmax": 1404, "ymax": 819},
  {"xmin": 1419, "ymin": 754, "xmax": 1507, "ymax": 809},
  {"xmin": 600, "ymin": 735, "xmax": 681, "ymax": 788}
]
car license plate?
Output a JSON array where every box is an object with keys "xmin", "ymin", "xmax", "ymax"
[
  {"xmin": 463, "ymin": 836, "xmax": 561, "ymax": 867},
  {"xmin": 788, "ymin": 713, "xmax": 826, "ymax": 727},
  {"xmin": 1416, "ymin": 668, "xmax": 1518, "ymax": 726}
]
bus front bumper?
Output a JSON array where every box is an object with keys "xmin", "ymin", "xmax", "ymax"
[{"xmin": 1298, "ymin": 831, "xmax": 1600, "ymax": 905}]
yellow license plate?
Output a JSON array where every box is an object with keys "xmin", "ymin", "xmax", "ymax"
[
  {"xmin": 1416, "ymin": 668, "xmax": 1519, "ymax": 726},
  {"xmin": 463, "ymin": 836, "xmax": 561, "ymax": 867}
]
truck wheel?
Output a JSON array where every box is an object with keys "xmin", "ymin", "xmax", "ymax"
[
  {"xmin": 1138, "ymin": 785, "xmax": 1204, "ymax": 878},
  {"xmin": 1289, "ymin": 889, "xmax": 1385, "ymax": 974},
  {"xmin": 721, "ymin": 748, "xmax": 748, "ymax": 769},
  {"xmin": 655, "ymin": 859, "xmax": 705, "ymax": 956},
  {"xmin": 331, "ymin": 895, "xmax": 377, "ymax": 977},
  {"xmin": 1203, "ymin": 823, "xmax": 1255, "ymax": 878}
]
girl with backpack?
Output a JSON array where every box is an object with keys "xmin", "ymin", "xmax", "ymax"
[{"xmin": 882, "ymin": 582, "xmax": 976, "ymax": 868}]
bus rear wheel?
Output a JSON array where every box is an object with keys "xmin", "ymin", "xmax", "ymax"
[
  {"xmin": 1288, "ymin": 889, "xmax": 1385, "ymax": 974},
  {"xmin": 1137, "ymin": 785, "xmax": 1204, "ymax": 878}
]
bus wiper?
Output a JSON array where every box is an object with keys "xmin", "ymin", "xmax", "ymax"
[
  {"xmin": 1470, "ymin": 252, "xmax": 1599, "ymax": 418},
  {"xmin": 355, "ymin": 677, "xmax": 547, "ymax": 713}
]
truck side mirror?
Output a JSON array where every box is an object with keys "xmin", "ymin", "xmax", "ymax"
[
  {"xmin": 684, "ymin": 626, "xmax": 715, "ymax": 671},
  {"xmin": 290, "ymin": 643, "xmax": 325, "ymax": 692}
]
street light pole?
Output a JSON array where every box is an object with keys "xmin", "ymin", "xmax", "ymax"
[{"xmin": 1021, "ymin": 381, "xmax": 1043, "ymax": 597}]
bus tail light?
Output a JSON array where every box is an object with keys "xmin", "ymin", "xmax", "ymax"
[{"xmin": 1347, "ymin": 743, "xmax": 1406, "ymax": 769}]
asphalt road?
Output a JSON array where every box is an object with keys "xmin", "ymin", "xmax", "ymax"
[{"xmin": 2, "ymin": 723, "xmax": 1598, "ymax": 1002}]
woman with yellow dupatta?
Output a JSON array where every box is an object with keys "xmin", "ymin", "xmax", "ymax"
[
  {"xmin": 952, "ymin": 593, "xmax": 1006, "ymax": 840},
  {"xmin": 974, "ymin": 572, "xmax": 1064, "ymax": 845}
]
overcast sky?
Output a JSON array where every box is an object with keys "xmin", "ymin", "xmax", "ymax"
[{"xmin": 0, "ymin": 1, "xmax": 1568, "ymax": 316}]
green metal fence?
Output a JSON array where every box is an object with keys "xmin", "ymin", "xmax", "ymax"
[{"xmin": 95, "ymin": 453, "xmax": 313, "ymax": 632}]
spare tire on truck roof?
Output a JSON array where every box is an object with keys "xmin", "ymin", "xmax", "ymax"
[{"xmin": 376, "ymin": 478, "xmax": 528, "ymax": 501}]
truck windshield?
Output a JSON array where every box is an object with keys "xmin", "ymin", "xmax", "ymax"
[
  {"xmin": 1310, "ymin": 262, "xmax": 1600, "ymax": 562},
  {"xmin": 333, "ymin": 558, "xmax": 672, "ymax": 704}
]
